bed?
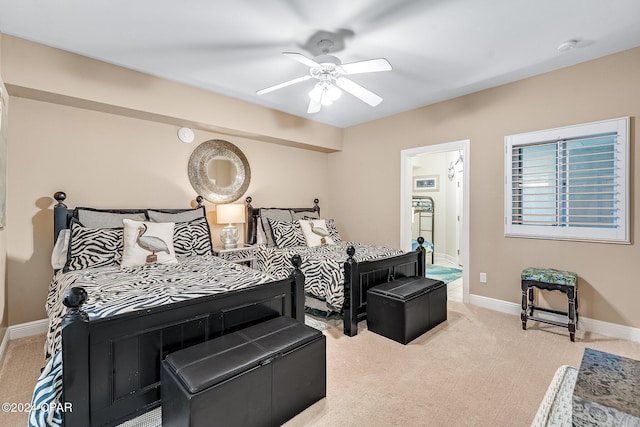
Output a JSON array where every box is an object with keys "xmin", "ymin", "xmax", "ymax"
[
  {"xmin": 245, "ymin": 197, "xmax": 427, "ymax": 337},
  {"xmin": 32, "ymin": 192, "xmax": 305, "ymax": 427}
]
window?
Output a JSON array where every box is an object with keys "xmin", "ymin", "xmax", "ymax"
[{"xmin": 505, "ymin": 117, "xmax": 629, "ymax": 243}]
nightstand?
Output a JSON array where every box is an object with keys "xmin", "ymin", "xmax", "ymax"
[{"xmin": 212, "ymin": 244, "xmax": 257, "ymax": 269}]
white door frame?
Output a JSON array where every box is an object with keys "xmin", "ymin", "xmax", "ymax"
[{"xmin": 400, "ymin": 140, "xmax": 470, "ymax": 303}]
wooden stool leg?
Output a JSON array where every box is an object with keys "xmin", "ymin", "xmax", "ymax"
[
  {"xmin": 528, "ymin": 287, "xmax": 535, "ymax": 316},
  {"xmin": 521, "ymin": 285, "xmax": 528, "ymax": 330},
  {"xmin": 568, "ymin": 287, "xmax": 576, "ymax": 342},
  {"xmin": 574, "ymin": 288, "xmax": 579, "ymax": 328}
]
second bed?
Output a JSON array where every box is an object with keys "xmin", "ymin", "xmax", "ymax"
[{"xmin": 245, "ymin": 197, "xmax": 427, "ymax": 336}]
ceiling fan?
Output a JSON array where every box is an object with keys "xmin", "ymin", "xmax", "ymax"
[{"xmin": 256, "ymin": 39, "xmax": 392, "ymax": 114}]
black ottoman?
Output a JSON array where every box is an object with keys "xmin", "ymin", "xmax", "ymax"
[
  {"xmin": 367, "ymin": 277, "xmax": 447, "ymax": 344},
  {"xmin": 161, "ymin": 316, "xmax": 326, "ymax": 427}
]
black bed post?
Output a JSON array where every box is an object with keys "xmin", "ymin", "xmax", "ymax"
[
  {"xmin": 313, "ymin": 198, "xmax": 320, "ymax": 216},
  {"xmin": 289, "ymin": 255, "xmax": 305, "ymax": 322},
  {"xmin": 343, "ymin": 246, "xmax": 359, "ymax": 337},
  {"xmin": 415, "ymin": 236, "xmax": 426, "ymax": 277},
  {"xmin": 61, "ymin": 287, "xmax": 90, "ymax": 427},
  {"xmin": 53, "ymin": 191, "xmax": 67, "ymax": 242},
  {"xmin": 245, "ymin": 196, "xmax": 255, "ymax": 245}
]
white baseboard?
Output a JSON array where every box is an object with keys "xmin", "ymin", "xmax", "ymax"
[
  {"xmin": 468, "ymin": 294, "xmax": 640, "ymax": 343},
  {"xmin": 0, "ymin": 319, "xmax": 48, "ymax": 370},
  {"xmin": 434, "ymin": 253, "xmax": 457, "ymax": 265},
  {"xmin": 8, "ymin": 318, "xmax": 48, "ymax": 340}
]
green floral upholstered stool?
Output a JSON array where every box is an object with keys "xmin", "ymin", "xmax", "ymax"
[{"xmin": 521, "ymin": 267, "xmax": 579, "ymax": 342}]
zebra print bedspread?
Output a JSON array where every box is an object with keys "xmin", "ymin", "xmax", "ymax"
[
  {"xmin": 45, "ymin": 254, "xmax": 277, "ymax": 358},
  {"xmin": 255, "ymin": 242, "xmax": 403, "ymax": 313},
  {"xmin": 31, "ymin": 255, "xmax": 277, "ymax": 426}
]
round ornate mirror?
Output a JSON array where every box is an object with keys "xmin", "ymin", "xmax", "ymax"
[{"xmin": 188, "ymin": 139, "xmax": 251, "ymax": 203}]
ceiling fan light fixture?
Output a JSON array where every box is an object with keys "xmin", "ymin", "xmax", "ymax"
[
  {"xmin": 309, "ymin": 83, "xmax": 342, "ymax": 105},
  {"xmin": 325, "ymin": 84, "xmax": 342, "ymax": 102}
]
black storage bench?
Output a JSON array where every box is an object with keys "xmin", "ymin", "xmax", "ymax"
[
  {"xmin": 161, "ymin": 316, "xmax": 326, "ymax": 427},
  {"xmin": 367, "ymin": 276, "xmax": 447, "ymax": 344}
]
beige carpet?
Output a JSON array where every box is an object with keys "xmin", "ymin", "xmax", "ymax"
[
  {"xmin": 2, "ymin": 300, "xmax": 640, "ymax": 427},
  {"xmin": 0, "ymin": 335, "xmax": 49, "ymax": 427}
]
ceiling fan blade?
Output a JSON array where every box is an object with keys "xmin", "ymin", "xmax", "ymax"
[
  {"xmin": 256, "ymin": 75, "xmax": 312, "ymax": 95},
  {"xmin": 335, "ymin": 77, "xmax": 383, "ymax": 107},
  {"xmin": 307, "ymin": 98, "xmax": 322, "ymax": 114},
  {"xmin": 341, "ymin": 58, "xmax": 392, "ymax": 74},
  {"xmin": 283, "ymin": 52, "xmax": 321, "ymax": 68}
]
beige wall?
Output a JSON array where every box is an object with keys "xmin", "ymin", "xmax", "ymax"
[
  {"xmin": 330, "ymin": 47, "xmax": 640, "ymax": 328},
  {"xmin": 2, "ymin": 33, "xmax": 640, "ymax": 332},
  {"xmin": 1, "ymin": 35, "xmax": 335, "ymax": 326},
  {"xmin": 5, "ymin": 97, "xmax": 330, "ymax": 325},
  {"xmin": 0, "ymin": 32, "xmax": 7, "ymax": 344}
]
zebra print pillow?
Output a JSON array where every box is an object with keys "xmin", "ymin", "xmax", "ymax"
[
  {"xmin": 325, "ymin": 219, "xmax": 342, "ymax": 242},
  {"xmin": 260, "ymin": 209, "xmax": 295, "ymax": 247},
  {"xmin": 173, "ymin": 217, "xmax": 213, "ymax": 256},
  {"xmin": 64, "ymin": 220, "xmax": 124, "ymax": 272},
  {"xmin": 268, "ymin": 219, "xmax": 306, "ymax": 248}
]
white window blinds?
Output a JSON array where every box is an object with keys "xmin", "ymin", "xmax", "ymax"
[{"xmin": 505, "ymin": 117, "xmax": 629, "ymax": 243}]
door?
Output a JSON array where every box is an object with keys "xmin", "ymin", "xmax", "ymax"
[{"xmin": 456, "ymin": 169, "xmax": 464, "ymax": 266}]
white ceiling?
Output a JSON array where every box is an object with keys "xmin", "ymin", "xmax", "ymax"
[{"xmin": 1, "ymin": 0, "xmax": 639, "ymax": 128}]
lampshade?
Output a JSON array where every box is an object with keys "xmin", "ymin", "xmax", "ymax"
[{"xmin": 216, "ymin": 204, "xmax": 245, "ymax": 224}]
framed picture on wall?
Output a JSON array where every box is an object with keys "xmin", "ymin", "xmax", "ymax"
[{"xmin": 413, "ymin": 175, "xmax": 439, "ymax": 192}]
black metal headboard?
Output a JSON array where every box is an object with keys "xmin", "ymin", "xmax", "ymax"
[
  {"xmin": 52, "ymin": 191, "xmax": 204, "ymax": 243},
  {"xmin": 245, "ymin": 196, "xmax": 320, "ymax": 245}
]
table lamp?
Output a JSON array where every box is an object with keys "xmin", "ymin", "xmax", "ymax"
[{"xmin": 216, "ymin": 204, "xmax": 245, "ymax": 249}]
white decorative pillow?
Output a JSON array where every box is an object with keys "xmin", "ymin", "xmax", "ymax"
[
  {"xmin": 305, "ymin": 216, "xmax": 341, "ymax": 242},
  {"xmin": 51, "ymin": 229, "xmax": 70, "ymax": 270},
  {"xmin": 299, "ymin": 219, "xmax": 335, "ymax": 247},
  {"xmin": 121, "ymin": 219, "xmax": 177, "ymax": 268}
]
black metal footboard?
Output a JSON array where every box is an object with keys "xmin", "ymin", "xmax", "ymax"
[
  {"xmin": 343, "ymin": 239, "xmax": 426, "ymax": 336},
  {"xmin": 61, "ymin": 262, "xmax": 305, "ymax": 427}
]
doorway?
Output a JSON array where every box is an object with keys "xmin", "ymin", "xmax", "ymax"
[{"xmin": 400, "ymin": 140, "xmax": 470, "ymax": 303}]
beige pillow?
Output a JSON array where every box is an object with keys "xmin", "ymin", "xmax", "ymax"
[
  {"xmin": 299, "ymin": 219, "xmax": 334, "ymax": 247},
  {"xmin": 256, "ymin": 217, "xmax": 268, "ymax": 245},
  {"xmin": 75, "ymin": 208, "xmax": 146, "ymax": 228},
  {"xmin": 121, "ymin": 219, "xmax": 177, "ymax": 268}
]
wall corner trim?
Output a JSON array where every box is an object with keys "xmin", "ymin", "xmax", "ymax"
[{"xmin": 0, "ymin": 330, "xmax": 9, "ymax": 369}]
